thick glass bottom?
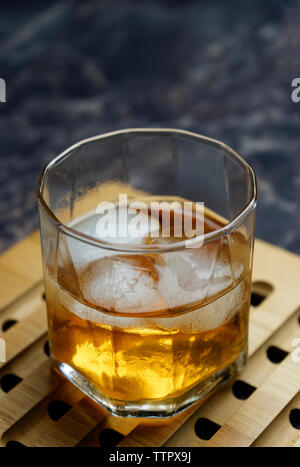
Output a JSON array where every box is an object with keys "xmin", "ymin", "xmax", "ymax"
[{"xmin": 52, "ymin": 349, "xmax": 247, "ymax": 418}]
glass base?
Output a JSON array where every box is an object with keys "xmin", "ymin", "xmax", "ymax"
[{"xmin": 52, "ymin": 350, "xmax": 246, "ymax": 418}]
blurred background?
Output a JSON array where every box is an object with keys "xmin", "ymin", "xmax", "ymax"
[{"xmin": 0, "ymin": 0, "xmax": 299, "ymax": 253}]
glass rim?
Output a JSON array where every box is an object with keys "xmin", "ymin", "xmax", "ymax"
[{"xmin": 37, "ymin": 128, "xmax": 257, "ymax": 253}]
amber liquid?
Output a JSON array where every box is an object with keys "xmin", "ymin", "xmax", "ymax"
[{"xmin": 46, "ymin": 205, "xmax": 250, "ymax": 402}]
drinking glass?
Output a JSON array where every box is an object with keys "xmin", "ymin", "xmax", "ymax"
[{"xmin": 38, "ymin": 129, "xmax": 257, "ymax": 417}]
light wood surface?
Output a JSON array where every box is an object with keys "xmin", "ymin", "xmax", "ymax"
[{"xmin": 0, "ymin": 232, "xmax": 299, "ymax": 447}]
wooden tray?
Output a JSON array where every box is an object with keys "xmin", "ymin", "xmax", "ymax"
[{"xmin": 0, "ymin": 232, "xmax": 299, "ymax": 447}]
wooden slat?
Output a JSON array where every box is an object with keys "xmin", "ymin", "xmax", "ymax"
[
  {"xmin": 206, "ymin": 355, "xmax": 300, "ymax": 447},
  {"xmin": 0, "ymin": 336, "xmax": 49, "ymax": 383},
  {"xmin": 34, "ymin": 399, "xmax": 105, "ymax": 447},
  {"xmin": 248, "ymin": 240, "xmax": 300, "ymax": 354},
  {"xmin": 0, "ymin": 231, "xmax": 42, "ymax": 309},
  {"xmin": 1, "ymin": 380, "xmax": 83, "ymax": 446},
  {"xmin": 0, "ymin": 282, "xmax": 44, "ymax": 327},
  {"xmin": 0, "ymin": 307, "xmax": 47, "ymax": 367},
  {"xmin": 0, "ymin": 359, "xmax": 60, "ymax": 439},
  {"xmin": 252, "ymin": 392, "xmax": 300, "ymax": 447}
]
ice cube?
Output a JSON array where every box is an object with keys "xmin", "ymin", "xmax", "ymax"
[
  {"xmin": 153, "ymin": 279, "xmax": 246, "ymax": 332},
  {"xmin": 96, "ymin": 206, "xmax": 160, "ymax": 245},
  {"xmin": 79, "ymin": 255, "xmax": 161, "ymax": 313},
  {"xmin": 155, "ymin": 242, "xmax": 223, "ymax": 308},
  {"xmin": 66, "ymin": 209, "xmax": 161, "ymax": 271}
]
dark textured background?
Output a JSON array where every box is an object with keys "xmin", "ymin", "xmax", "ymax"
[{"xmin": 0, "ymin": 0, "xmax": 299, "ymax": 253}]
